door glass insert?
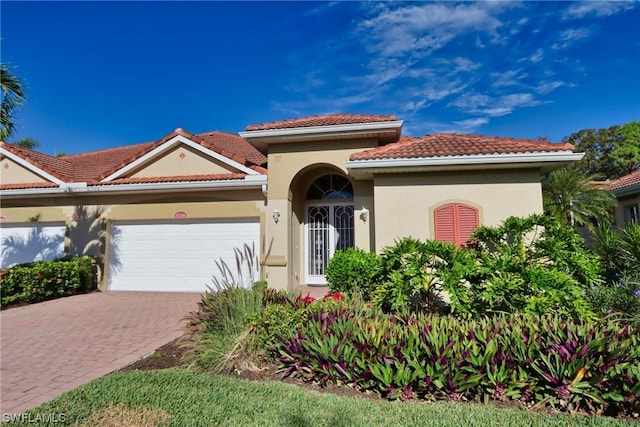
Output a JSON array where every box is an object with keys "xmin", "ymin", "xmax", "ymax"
[{"xmin": 305, "ymin": 174, "xmax": 355, "ymax": 284}]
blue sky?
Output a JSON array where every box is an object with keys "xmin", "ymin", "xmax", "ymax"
[{"xmin": 2, "ymin": 1, "xmax": 639, "ymax": 156}]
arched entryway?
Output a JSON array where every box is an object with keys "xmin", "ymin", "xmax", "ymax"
[{"xmin": 304, "ymin": 174, "xmax": 355, "ymax": 285}]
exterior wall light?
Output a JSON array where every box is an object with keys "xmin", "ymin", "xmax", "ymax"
[
  {"xmin": 359, "ymin": 207, "xmax": 369, "ymax": 222},
  {"xmin": 273, "ymin": 210, "xmax": 281, "ymax": 224}
]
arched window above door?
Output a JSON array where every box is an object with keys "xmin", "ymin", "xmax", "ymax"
[{"xmin": 306, "ymin": 174, "xmax": 353, "ymax": 200}]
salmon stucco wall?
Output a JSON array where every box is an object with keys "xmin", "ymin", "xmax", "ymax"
[{"xmin": 373, "ymin": 169, "xmax": 544, "ymax": 251}]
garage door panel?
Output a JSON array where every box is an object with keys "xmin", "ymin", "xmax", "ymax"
[
  {"xmin": 0, "ymin": 224, "xmax": 66, "ymax": 269},
  {"xmin": 108, "ymin": 220, "xmax": 260, "ymax": 292}
]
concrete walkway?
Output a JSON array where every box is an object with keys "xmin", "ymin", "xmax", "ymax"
[{"xmin": 0, "ymin": 291, "xmax": 201, "ymax": 415}]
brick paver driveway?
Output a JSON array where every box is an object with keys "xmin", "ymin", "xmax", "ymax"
[{"xmin": 0, "ymin": 291, "xmax": 201, "ymax": 415}]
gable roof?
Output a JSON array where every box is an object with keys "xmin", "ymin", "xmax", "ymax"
[
  {"xmin": 1, "ymin": 142, "xmax": 75, "ymax": 182},
  {"xmin": 1, "ymin": 129, "xmax": 266, "ymax": 189},
  {"xmin": 606, "ymin": 169, "xmax": 640, "ymax": 194},
  {"xmin": 349, "ymin": 133, "xmax": 575, "ymax": 161},
  {"xmin": 245, "ymin": 114, "xmax": 398, "ymax": 131}
]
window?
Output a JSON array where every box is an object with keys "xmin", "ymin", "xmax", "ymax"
[
  {"xmin": 625, "ymin": 204, "xmax": 639, "ymax": 224},
  {"xmin": 306, "ymin": 174, "xmax": 353, "ymax": 200},
  {"xmin": 434, "ymin": 203, "xmax": 479, "ymax": 248}
]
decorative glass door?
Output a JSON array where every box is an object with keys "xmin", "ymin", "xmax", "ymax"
[{"xmin": 306, "ymin": 203, "xmax": 354, "ymax": 285}]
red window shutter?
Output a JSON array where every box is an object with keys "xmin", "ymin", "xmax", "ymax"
[
  {"xmin": 434, "ymin": 203, "xmax": 479, "ymax": 248},
  {"xmin": 456, "ymin": 204, "xmax": 479, "ymax": 247},
  {"xmin": 434, "ymin": 204, "xmax": 456, "ymax": 243}
]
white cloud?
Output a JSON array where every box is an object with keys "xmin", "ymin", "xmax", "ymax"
[
  {"xmin": 563, "ymin": 1, "xmax": 636, "ymax": 19},
  {"xmin": 491, "ymin": 69, "xmax": 528, "ymax": 88},
  {"xmin": 357, "ymin": 2, "xmax": 505, "ymax": 58},
  {"xmin": 454, "ymin": 117, "xmax": 490, "ymax": 130},
  {"xmin": 449, "ymin": 92, "xmax": 546, "ymax": 117},
  {"xmin": 552, "ymin": 28, "xmax": 591, "ymax": 49},
  {"xmin": 536, "ymin": 80, "xmax": 576, "ymax": 94},
  {"xmin": 529, "ymin": 48, "xmax": 544, "ymax": 64}
]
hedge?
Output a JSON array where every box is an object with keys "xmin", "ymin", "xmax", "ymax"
[{"xmin": 0, "ymin": 257, "xmax": 96, "ymax": 308}]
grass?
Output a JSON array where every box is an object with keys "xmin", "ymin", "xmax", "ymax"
[{"xmin": 18, "ymin": 369, "xmax": 634, "ymax": 427}]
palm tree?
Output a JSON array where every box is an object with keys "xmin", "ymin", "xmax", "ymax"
[
  {"xmin": 1, "ymin": 63, "xmax": 26, "ymax": 140},
  {"xmin": 542, "ymin": 167, "xmax": 616, "ymax": 229}
]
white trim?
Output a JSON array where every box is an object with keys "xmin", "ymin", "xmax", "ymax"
[
  {"xmin": 239, "ymin": 120, "xmax": 403, "ymax": 142},
  {"xmin": 345, "ymin": 152, "xmax": 584, "ymax": 171},
  {"xmin": 103, "ymin": 135, "xmax": 259, "ymax": 182},
  {"xmin": 0, "ymin": 176, "xmax": 267, "ymax": 197},
  {"xmin": 0, "ymin": 147, "xmax": 66, "ymax": 185},
  {"xmin": 304, "ymin": 201, "xmax": 354, "ymax": 286}
]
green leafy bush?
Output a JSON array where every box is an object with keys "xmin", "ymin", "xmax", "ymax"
[
  {"xmin": 0, "ymin": 257, "xmax": 95, "ymax": 308},
  {"xmin": 279, "ymin": 304, "xmax": 640, "ymax": 416},
  {"xmin": 373, "ymin": 238, "xmax": 479, "ymax": 315},
  {"xmin": 370, "ymin": 216, "xmax": 599, "ymax": 319},
  {"xmin": 325, "ymin": 247, "xmax": 380, "ymax": 299},
  {"xmin": 585, "ymin": 272, "xmax": 640, "ymax": 318}
]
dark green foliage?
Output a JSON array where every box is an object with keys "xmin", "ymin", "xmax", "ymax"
[
  {"xmin": 0, "ymin": 257, "xmax": 95, "ymax": 308},
  {"xmin": 279, "ymin": 305, "xmax": 640, "ymax": 415},
  {"xmin": 369, "ymin": 216, "xmax": 600, "ymax": 319},
  {"xmin": 325, "ymin": 247, "xmax": 380, "ymax": 299},
  {"xmin": 563, "ymin": 122, "xmax": 639, "ymax": 180},
  {"xmin": 585, "ymin": 272, "xmax": 640, "ymax": 318},
  {"xmin": 542, "ymin": 167, "xmax": 616, "ymax": 229},
  {"xmin": 250, "ymin": 302, "xmax": 308, "ymax": 358},
  {"xmin": 372, "ymin": 239, "xmax": 470, "ymax": 314}
]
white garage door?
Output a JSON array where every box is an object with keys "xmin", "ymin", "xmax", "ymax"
[
  {"xmin": 108, "ymin": 219, "xmax": 260, "ymax": 292},
  {"xmin": 0, "ymin": 223, "xmax": 66, "ymax": 269}
]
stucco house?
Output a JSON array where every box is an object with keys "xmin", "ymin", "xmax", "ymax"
[
  {"xmin": 0, "ymin": 114, "xmax": 581, "ymax": 292},
  {"xmin": 607, "ymin": 169, "xmax": 640, "ymax": 226}
]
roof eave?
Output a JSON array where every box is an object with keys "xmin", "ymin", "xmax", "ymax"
[
  {"xmin": 239, "ymin": 121, "xmax": 403, "ymax": 151},
  {"xmin": 611, "ymin": 184, "xmax": 640, "ymax": 197},
  {"xmin": 345, "ymin": 152, "xmax": 584, "ymax": 178},
  {"xmin": 0, "ymin": 176, "xmax": 267, "ymax": 198}
]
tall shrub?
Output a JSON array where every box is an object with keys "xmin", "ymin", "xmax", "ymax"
[{"xmin": 325, "ymin": 247, "xmax": 380, "ymax": 300}]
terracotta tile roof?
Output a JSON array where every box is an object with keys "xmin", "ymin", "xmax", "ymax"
[
  {"xmin": 1, "ymin": 142, "xmax": 75, "ymax": 181},
  {"xmin": 245, "ymin": 114, "xmax": 398, "ymax": 131},
  {"xmin": 194, "ymin": 131, "xmax": 267, "ymax": 167},
  {"xmin": 349, "ymin": 133, "xmax": 575, "ymax": 161},
  {"xmin": 607, "ymin": 170, "xmax": 640, "ymax": 192},
  {"xmin": 88, "ymin": 173, "xmax": 247, "ymax": 186},
  {"xmin": 63, "ymin": 141, "xmax": 156, "ymax": 182},
  {"xmin": 2, "ymin": 129, "xmax": 266, "ymax": 186},
  {"xmin": 95, "ymin": 129, "xmax": 266, "ymax": 181},
  {"xmin": 0, "ymin": 182, "xmax": 60, "ymax": 190}
]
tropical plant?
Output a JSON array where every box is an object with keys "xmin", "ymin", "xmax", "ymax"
[
  {"xmin": 0, "ymin": 62, "xmax": 25, "ymax": 140},
  {"xmin": 181, "ymin": 243, "xmax": 263, "ymax": 372},
  {"xmin": 13, "ymin": 136, "xmax": 39, "ymax": 150},
  {"xmin": 325, "ymin": 247, "xmax": 380, "ymax": 300},
  {"xmin": 278, "ymin": 306, "xmax": 640, "ymax": 415},
  {"xmin": 563, "ymin": 122, "xmax": 639, "ymax": 180},
  {"xmin": 542, "ymin": 167, "xmax": 616, "ymax": 229}
]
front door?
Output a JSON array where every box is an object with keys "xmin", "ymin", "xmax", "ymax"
[{"xmin": 305, "ymin": 203, "xmax": 354, "ymax": 285}]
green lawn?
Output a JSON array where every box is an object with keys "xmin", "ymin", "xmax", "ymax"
[{"xmin": 17, "ymin": 369, "xmax": 635, "ymax": 427}]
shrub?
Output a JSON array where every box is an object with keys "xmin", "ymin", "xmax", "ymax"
[
  {"xmin": 456, "ymin": 215, "xmax": 598, "ymax": 318},
  {"xmin": 586, "ymin": 272, "xmax": 640, "ymax": 318},
  {"xmin": 373, "ymin": 239, "xmax": 476, "ymax": 315},
  {"xmin": 278, "ymin": 304, "xmax": 640, "ymax": 416},
  {"xmin": 325, "ymin": 247, "xmax": 380, "ymax": 300},
  {"xmin": 181, "ymin": 245, "xmax": 262, "ymax": 372},
  {"xmin": 0, "ymin": 257, "xmax": 95, "ymax": 308}
]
